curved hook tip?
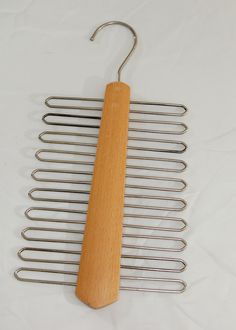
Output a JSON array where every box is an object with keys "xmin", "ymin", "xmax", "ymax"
[{"xmin": 89, "ymin": 34, "xmax": 95, "ymax": 42}]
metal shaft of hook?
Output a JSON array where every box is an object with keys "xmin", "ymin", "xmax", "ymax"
[{"xmin": 90, "ymin": 21, "xmax": 138, "ymax": 82}]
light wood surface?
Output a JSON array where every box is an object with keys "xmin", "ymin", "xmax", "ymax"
[{"xmin": 76, "ymin": 81, "xmax": 130, "ymax": 309}]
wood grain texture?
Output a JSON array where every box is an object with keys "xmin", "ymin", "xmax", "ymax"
[{"xmin": 76, "ymin": 82, "xmax": 130, "ymax": 309}]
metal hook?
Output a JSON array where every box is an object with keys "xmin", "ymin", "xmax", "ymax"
[{"xmin": 90, "ymin": 21, "xmax": 138, "ymax": 82}]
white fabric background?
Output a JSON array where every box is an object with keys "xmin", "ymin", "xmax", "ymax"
[{"xmin": 1, "ymin": 0, "xmax": 236, "ymax": 329}]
